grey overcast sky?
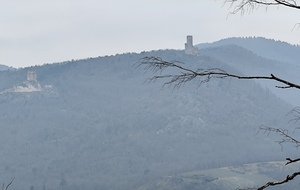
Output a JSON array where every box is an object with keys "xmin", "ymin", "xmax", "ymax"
[{"xmin": 1, "ymin": 0, "xmax": 299, "ymax": 68}]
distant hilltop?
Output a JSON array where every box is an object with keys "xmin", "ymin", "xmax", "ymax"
[
  {"xmin": 0, "ymin": 64, "xmax": 15, "ymax": 71},
  {"xmin": 196, "ymin": 36, "xmax": 300, "ymax": 65}
]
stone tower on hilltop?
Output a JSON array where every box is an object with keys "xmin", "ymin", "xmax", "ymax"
[
  {"xmin": 185, "ymin": 35, "xmax": 199, "ymax": 55},
  {"xmin": 27, "ymin": 71, "xmax": 37, "ymax": 82}
]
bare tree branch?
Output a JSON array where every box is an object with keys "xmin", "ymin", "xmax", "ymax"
[
  {"xmin": 257, "ymin": 171, "xmax": 300, "ymax": 190},
  {"xmin": 254, "ymin": 122, "xmax": 300, "ymax": 189},
  {"xmin": 137, "ymin": 56, "xmax": 300, "ymax": 90},
  {"xmin": 1, "ymin": 178, "xmax": 13, "ymax": 190},
  {"xmin": 285, "ymin": 157, "xmax": 300, "ymax": 165},
  {"xmin": 292, "ymin": 23, "xmax": 300, "ymax": 31},
  {"xmin": 225, "ymin": 0, "xmax": 300, "ymax": 14},
  {"xmin": 253, "ymin": 105, "xmax": 300, "ymax": 189},
  {"xmin": 287, "ymin": 107, "xmax": 300, "ymax": 124},
  {"xmin": 258, "ymin": 125, "xmax": 300, "ymax": 148}
]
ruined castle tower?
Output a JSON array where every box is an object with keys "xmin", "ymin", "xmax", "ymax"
[
  {"xmin": 27, "ymin": 71, "xmax": 37, "ymax": 82},
  {"xmin": 184, "ymin": 35, "xmax": 199, "ymax": 55}
]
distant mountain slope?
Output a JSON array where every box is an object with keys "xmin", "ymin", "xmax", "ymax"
[
  {"xmin": 0, "ymin": 50, "xmax": 295, "ymax": 190},
  {"xmin": 198, "ymin": 42, "xmax": 300, "ymax": 106},
  {"xmin": 197, "ymin": 37, "xmax": 300, "ymax": 65},
  {"xmin": 0, "ymin": 64, "xmax": 14, "ymax": 71}
]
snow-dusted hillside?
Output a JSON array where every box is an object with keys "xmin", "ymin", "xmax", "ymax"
[{"xmin": 0, "ymin": 49, "xmax": 296, "ymax": 190}]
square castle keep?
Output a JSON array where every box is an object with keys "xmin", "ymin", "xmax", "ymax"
[
  {"xmin": 185, "ymin": 35, "xmax": 199, "ymax": 55},
  {"xmin": 27, "ymin": 71, "xmax": 37, "ymax": 82}
]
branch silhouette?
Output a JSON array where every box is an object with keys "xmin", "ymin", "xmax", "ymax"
[
  {"xmin": 138, "ymin": 56, "xmax": 300, "ymax": 89},
  {"xmin": 225, "ymin": 0, "xmax": 300, "ymax": 15}
]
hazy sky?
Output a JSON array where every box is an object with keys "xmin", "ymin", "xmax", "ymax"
[{"xmin": 1, "ymin": 0, "xmax": 299, "ymax": 68}]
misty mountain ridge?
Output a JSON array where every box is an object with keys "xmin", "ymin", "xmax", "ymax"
[
  {"xmin": 198, "ymin": 38, "xmax": 300, "ymax": 106},
  {"xmin": 0, "ymin": 38, "xmax": 299, "ymax": 189},
  {"xmin": 197, "ymin": 36, "xmax": 300, "ymax": 65},
  {"xmin": 0, "ymin": 64, "xmax": 14, "ymax": 71}
]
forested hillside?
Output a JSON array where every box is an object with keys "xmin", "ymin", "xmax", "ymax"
[
  {"xmin": 0, "ymin": 47, "xmax": 296, "ymax": 189},
  {"xmin": 197, "ymin": 37, "xmax": 300, "ymax": 65},
  {"xmin": 198, "ymin": 38, "xmax": 300, "ymax": 106},
  {"xmin": 0, "ymin": 64, "xmax": 14, "ymax": 71}
]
